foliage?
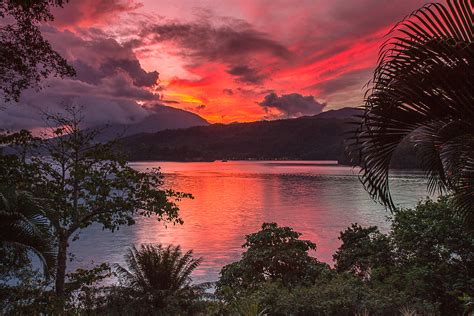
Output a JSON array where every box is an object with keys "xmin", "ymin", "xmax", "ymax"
[
  {"xmin": 333, "ymin": 224, "xmax": 392, "ymax": 279},
  {"xmin": 0, "ymin": 107, "xmax": 190, "ymax": 302},
  {"xmin": 216, "ymin": 223, "xmax": 329, "ymax": 296},
  {"xmin": 387, "ymin": 197, "xmax": 474, "ymax": 313},
  {"xmin": 0, "ymin": 263, "xmax": 113, "ymax": 315},
  {"xmin": 108, "ymin": 244, "xmax": 208, "ymax": 315},
  {"xmin": 0, "ymin": 185, "xmax": 55, "ymax": 277},
  {"xmin": 350, "ymin": 0, "xmax": 474, "ymax": 221},
  {"xmin": 63, "ymin": 263, "xmax": 113, "ymax": 313},
  {"xmin": 332, "ymin": 197, "xmax": 474, "ymax": 315},
  {"xmin": 0, "ymin": 275, "xmax": 56, "ymax": 314},
  {"xmin": 215, "ymin": 198, "xmax": 474, "ymax": 315},
  {"xmin": 0, "ymin": 0, "xmax": 75, "ymax": 103}
]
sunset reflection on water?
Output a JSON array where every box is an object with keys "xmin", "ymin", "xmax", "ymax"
[{"xmin": 70, "ymin": 161, "xmax": 429, "ymax": 283}]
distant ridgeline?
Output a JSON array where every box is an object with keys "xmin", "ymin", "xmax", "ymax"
[{"xmin": 118, "ymin": 107, "xmax": 419, "ymax": 169}]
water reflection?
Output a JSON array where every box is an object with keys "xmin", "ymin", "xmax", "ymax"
[{"xmin": 70, "ymin": 161, "xmax": 428, "ymax": 283}]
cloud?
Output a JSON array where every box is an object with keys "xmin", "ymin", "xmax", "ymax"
[
  {"xmin": 311, "ymin": 68, "xmax": 372, "ymax": 95},
  {"xmin": 222, "ymin": 89, "xmax": 234, "ymax": 95},
  {"xmin": 0, "ymin": 94, "xmax": 150, "ymax": 130},
  {"xmin": 132, "ymin": 18, "xmax": 291, "ymax": 86},
  {"xmin": 0, "ymin": 26, "xmax": 163, "ymax": 130},
  {"xmin": 226, "ymin": 65, "xmax": 265, "ymax": 84},
  {"xmin": 44, "ymin": 28, "xmax": 159, "ymax": 90},
  {"xmin": 258, "ymin": 92, "xmax": 326, "ymax": 118},
  {"xmin": 139, "ymin": 20, "xmax": 291, "ymax": 61},
  {"xmin": 195, "ymin": 104, "xmax": 206, "ymax": 111},
  {"xmin": 98, "ymin": 59, "xmax": 159, "ymax": 87},
  {"xmin": 3, "ymin": 0, "xmax": 432, "ymax": 125},
  {"xmin": 161, "ymin": 99, "xmax": 180, "ymax": 104},
  {"xmin": 185, "ymin": 104, "xmax": 206, "ymax": 113},
  {"xmin": 52, "ymin": 0, "xmax": 142, "ymax": 27}
]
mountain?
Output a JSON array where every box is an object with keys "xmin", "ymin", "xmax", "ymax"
[
  {"xmin": 311, "ymin": 107, "xmax": 363, "ymax": 119},
  {"xmin": 119, "ymin": 108, "xmax": 357, "ymax": 162},
  {"xmin": 95, "ymin": 105, "xmax": 209, "ymax": 141},
  {"xmin": 118, "ymin": 107, "xmax": 419, "ymax": 168}
]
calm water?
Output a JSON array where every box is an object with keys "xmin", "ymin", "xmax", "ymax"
[{"xmin": 70, "ymin": 161, "xmax": 429, "ymax": 283}]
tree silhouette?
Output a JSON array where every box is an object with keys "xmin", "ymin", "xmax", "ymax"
[
  {"xmin": 0, "ymin": 186, "xmax": 55, "ymax": 275},
  {"xmin": 351, "ymin": 0, "xmax": 474, "ymax": 221},
  {"xmin": 112, "ymin": 244, "xmax": 205, "ymax": 313},
  {"xmin": 0, "ymin": 107, "xmax": 190, "ymax": 302},
  {"xmin": 0, "ymin": 0, "xmax": 75, "ymax": 103}
]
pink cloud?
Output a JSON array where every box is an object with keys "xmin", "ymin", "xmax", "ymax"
[
  {"xmin": 51, "ymin": 0, "xmax": 142, "ymax": 28},
  {"xmin": 4, "ymin": 0, "xmax": 436, "ymax": 127}
]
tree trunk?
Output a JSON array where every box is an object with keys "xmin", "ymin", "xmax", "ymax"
[{"xmin": 55, "ymin": 233, "xmax": 68, "ymax": 297}]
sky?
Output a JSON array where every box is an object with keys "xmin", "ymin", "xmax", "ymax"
[{"xmin": 1, "ymin": 0, "xmax": 430, "ymax": 129}]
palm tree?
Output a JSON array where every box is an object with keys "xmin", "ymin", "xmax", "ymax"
[
  {"xmin": 113, "ymin": 244, "xmax": 205, "ymax": 312},
  {"xmin": 351, "ymin": 0, "xmax": 474, "ymax": 221},
  {"xmin": 0, "ymin": 187, "xmax": 55, "ymax": 275}
]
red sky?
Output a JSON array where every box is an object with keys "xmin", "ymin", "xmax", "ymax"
[{"xmin": 1, "ymin": 0, "xmax": 431, "ymax": 129}]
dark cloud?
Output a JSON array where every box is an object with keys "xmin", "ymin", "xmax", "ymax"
[
  {"xmin": 258, "ymin": 92, "xmax": 326, "ymax": 118},
  {"xmin": 0, "ymin": 27, "xmax": 162, "ymax": 130},
  {"xmin": 222, "ymin": 89, "xmax": 234, "ymax": 96},
  {"xmin": 327, "ymin": 1, "xmax": 429, "ymax": 38},
  {"xmin": 185, "ymin": 104, "xmax": 206, "ymax": 113},
  {"xmin": 99, "ymin": 59, "xmax": 159, "ymax": 87},
  {"xmin": 161, "ymin": 99, "xmax": 180, "ymax": 104},
  {"xmin": 140, "ymin": 20, "xmax": 291, "ymax": 61},
  {"xmin": 45, "ymin": 28, "xmax": 159, "ymax": 90},
  {"xmin": 99, "ymin": 72, "xmax": 157, "ymax": 100},
  {"xmin": 133, "ymin": 18, "xmax": 291, "ymax": 86},
  {"xmin": 311, "ymin": 68, "xmax": 372, "ymax": 95},
  {"xmin": 226, "ymin": 65, "xmax": 265, "ymax": 84}
]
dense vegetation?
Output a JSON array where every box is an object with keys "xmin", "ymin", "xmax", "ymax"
[
  {"xmin": 2, "ymin": 196, "xmax": 472, "ymax": 315},
  {"xmin": 211, "ymin": 199, "xmax": 474, "ymax": 315},
  {"xmin": 0, "ymin": 108, "xmax": 191, "ymax": 312}
]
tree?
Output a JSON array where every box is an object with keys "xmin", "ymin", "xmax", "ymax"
[
  {"xmin": 216, "ymin": 223, "xmax": 329, "ymax": 295},
  {"xmin": 350, "ymin": 0, "xmax": 474, "ymax": 221},
  {"xmin": 0, "ymin": 0, "xmax": 75, "ymax": 103},
  {"xmin": 0, "ymin": 186, "xmax": 55, "ymax": 277},
  {"xmin": 388, "ymin": 197, "xmax": 474, "ymax": 313},
  {"xmin": 334, "ymin": 197, "xmax": 474, "ymax": 314},
  {"xmin": 333, "ymin": 224, "xmax": 392, "ymax": 280},
  {"xmin": 110, "ymin": 244, "xmax": 206, "ymax": 314},
  {"xmin": 0, "ymin": 107, "xmax": 190, "ymax": 301}
]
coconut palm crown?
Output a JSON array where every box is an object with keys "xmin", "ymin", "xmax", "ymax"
[
  {"xmin": 114, "ymin": 243, "xmax": 204, "ymax": 310},
  {"xmin": 351, "ymin": 0, "xmax": 474, "ymax": 221}
]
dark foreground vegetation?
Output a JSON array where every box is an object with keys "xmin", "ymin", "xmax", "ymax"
[{"xmin": 2, "ymin": 195, "xmax": 473, "ymax": 315}]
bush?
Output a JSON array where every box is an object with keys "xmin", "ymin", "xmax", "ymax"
[{"xmin": 215, "ymin": 197, "xmax": 474, "ymax": 315}]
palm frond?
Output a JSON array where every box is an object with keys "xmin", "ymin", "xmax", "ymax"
[
  {"xmin": 114, "ymin": 243, "xmax": 202, "ymax": 298},
  {"xmin": 0, "ymin": 187, "xmax": 55, "ymax": 274},
  {"xmin": 350, "ymin": 0, "xmax": 474, "ymax": 219}
]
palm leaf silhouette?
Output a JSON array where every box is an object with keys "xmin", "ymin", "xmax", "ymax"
[
  {"xmin": 114, "ymin": 243, "xmax": 205, "ymax": 308},
  {"xmin": 350, "ymin": 0, "xmax": 474, "ymax": 221},
  {"xmin": 0, "ymin": 187, "xmax": 55, "ymax": 275}
]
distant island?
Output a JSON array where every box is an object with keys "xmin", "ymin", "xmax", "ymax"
[{"xmin": 119, "ymin": 107, "xmax": 419, "ymax": 169}]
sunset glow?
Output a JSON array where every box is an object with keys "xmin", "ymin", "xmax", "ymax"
[{"xmin": 1, "ymin": 0, "xmax": 429, "ymax": 128}]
